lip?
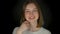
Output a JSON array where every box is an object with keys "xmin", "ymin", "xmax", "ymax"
[{"xmin": 29, "ymin": 16, "xmax": 35, "ymax": 19}]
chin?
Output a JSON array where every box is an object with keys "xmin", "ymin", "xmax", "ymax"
[
  {"xmin": 26, "ymin": 18, "xmax": 37, "ymax": 22},
  {"xmin": 27, "ymin": 20, "xmax": 35, "ymax": 22}
]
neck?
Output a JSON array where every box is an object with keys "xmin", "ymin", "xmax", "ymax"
[
  {"xmin": 30, "ymin": 21, "xmax": 37, "ymax": 27},
  {"xmin": 29, "ymin": 21, "xmax": 38, "ymax": 32}
]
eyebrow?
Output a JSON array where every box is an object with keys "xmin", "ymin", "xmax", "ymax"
[{"xmin": 25, "ymin": 8, "xmax": 38, "ymax": 10}]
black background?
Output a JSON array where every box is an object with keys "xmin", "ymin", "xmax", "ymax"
[{"xmin": 3, "ymin": 0, "xmax": 58, "ymax": 34}]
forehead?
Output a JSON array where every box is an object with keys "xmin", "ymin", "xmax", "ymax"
[{"xmin": 25, "ymin": 3, "xmax": 37, "ymax": 10}]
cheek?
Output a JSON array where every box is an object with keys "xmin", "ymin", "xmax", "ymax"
[
  {"xmin": 34, "ymin": 13, "xmax": 39, "ymax": 20},
  {"xmin": 34, "ymin": 12, "xmax": 39, "ymax": 18},
  {"xmin": 25, "ymin": 13, "xmax": 30, "ymax": 19}
]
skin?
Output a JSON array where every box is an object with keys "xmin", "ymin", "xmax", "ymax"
[
  {"xmin": 25, "ymin": 3, "xmax": 39, "ymax": 23},
  {"xmin": 17, "ymin": 3, "xmax": 40, "ymax": 34},
  {"xmin": 24, "ymin": 3, "xmax": 39, "ymax": 31}
]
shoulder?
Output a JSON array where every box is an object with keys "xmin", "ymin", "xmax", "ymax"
[
  {"xmin": 13, "ymin": 27, "xmax": 19, "ymax": 31},
  {"xmin": 40, "ymin": 27, "xmax": 51, "ymax": 34},
  {"xmin": 12, "ymin": 27, "xmax": 19, "ymax": 34}
]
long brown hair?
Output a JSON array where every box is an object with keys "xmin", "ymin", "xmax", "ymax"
[{"xmin": 20, "ymin": 0, "xmax": 44, "ymax": 28}]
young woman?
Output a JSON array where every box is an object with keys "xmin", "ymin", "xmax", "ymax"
[{"xmin": 12, "ymin": 0, "xmax": 51, "ymax": 34}]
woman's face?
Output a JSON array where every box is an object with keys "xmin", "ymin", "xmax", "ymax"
[{"xmin": 24, "ymin": 3, "xmax": 39, "ymax": 22}]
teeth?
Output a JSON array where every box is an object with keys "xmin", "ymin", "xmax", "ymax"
[{"xmin": 29, "ymin": 16, "xmax": 34, "ymax": 19}]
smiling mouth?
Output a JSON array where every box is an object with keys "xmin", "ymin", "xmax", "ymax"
[{"xmin": 29, "ymin": 16, "xmax": 35, "ymax": 19}]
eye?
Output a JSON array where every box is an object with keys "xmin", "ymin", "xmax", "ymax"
[
  {"xmin": 33, "ymin": 9, "xmax": 38, "ymax": 12},
  {"xmin": 25, "ymin": 10, "xmax": 30, "ymax": 13}
]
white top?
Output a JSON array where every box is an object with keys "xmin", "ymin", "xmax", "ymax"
[{"xmin": 12, "ymin": 27, "xmax": 51, "ymax": 34}]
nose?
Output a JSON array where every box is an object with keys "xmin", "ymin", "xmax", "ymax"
[
  {"xmin": 28, "ymin": 11, "xmax": 35, "ymax": 19},
  {"xmin": 30, "ymin": 11, "xmax": 34, "ymax": 14},
  {"xmin": 30, "ymin": 12, "xmax": 34, "ymax": 16}
]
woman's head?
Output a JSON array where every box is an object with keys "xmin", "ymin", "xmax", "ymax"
[
  {"xmin": 24, "ymin": 3, "xmax": 39, "ymax": 23},
  {"xmin": 20, "ymin": 0, "xmax": 44, "ymax": 27}
]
